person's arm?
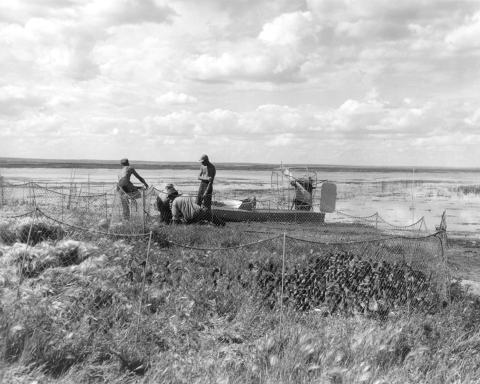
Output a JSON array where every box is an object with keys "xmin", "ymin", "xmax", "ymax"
[
  {"xmin": 132, "ymin": 169, "xmax": 148, "ymax": 188},
  {"xmin": 198, "ymin": 166, "xmax": 209, "ymax": 182}
]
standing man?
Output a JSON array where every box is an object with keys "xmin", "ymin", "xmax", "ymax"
[
  {"xmin": 118, "ymin": 158, "xmax": 149, "ymax": 193},
  {"xmin": 118, "ymin": 158, "xmax": 149, "ymax": 220},
  {"xmin": 196, "ymin": 154, "xmax": 216, "ymax": 209}
]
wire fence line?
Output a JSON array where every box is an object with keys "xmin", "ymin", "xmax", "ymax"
[
  {"xmin": 1, "ymin": 180, "xmax": 449, "ymax": 305},
  {"xmin": 0, "ymin": 180, "xmax": 451, "ymax": 377},
  {"xmin": 1, "ymin": 206, "xmax": 448, "ymax": 300},
  {"xmin": 0, "ymin": 180, "xmax": 430, "ymax": 236}
]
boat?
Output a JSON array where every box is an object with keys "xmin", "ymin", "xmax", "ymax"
[
  {"xmin": 212, "ymin": 205, "xmax": 327, "ymax": 223},
  {"xmin": 211, "ymin": 165, "xmax": 336, "ymax": 223}
]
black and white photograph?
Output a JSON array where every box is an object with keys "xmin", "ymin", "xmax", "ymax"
[{"xmin": 1, "ymin": 0, "xmax": 480, "ymax": 383}]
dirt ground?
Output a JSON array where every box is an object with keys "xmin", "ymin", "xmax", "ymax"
[{"xmin": 447, "ymin": 236, "xmax": 480, "ymax": 296}]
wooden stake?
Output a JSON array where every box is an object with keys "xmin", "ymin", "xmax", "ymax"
[
  {"xmin": 142, "ymin": 189, "xmax": 146, "ymax": 233},
  {"xmin": 135, "ymin": 231, "xmax": 153, "ymax": 344},
  {"xmin": 279, "ymin": 232, "xmax": 286, "ymax": 337},
  {"xmin": 0, "ymin": 176, "xmax": 4, "ymax": 207},
  {"xmin": 17, "ymin": 208, "xmax": 37, "ymax": 300}
]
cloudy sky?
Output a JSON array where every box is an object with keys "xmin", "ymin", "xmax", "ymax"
[{"xmin": 1, "ymin": 0, "xmax": 479, "ymax": 167}]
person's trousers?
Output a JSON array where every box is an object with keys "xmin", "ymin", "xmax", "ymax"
[
  {"xmin": 118, "ymin": 182, "xmax": 140, "ymax": 220},
  {"xmin": 196, "ymin": 182, "xmax": 213, "ymax": 209}
]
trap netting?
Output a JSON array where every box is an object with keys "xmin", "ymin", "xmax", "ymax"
[
  {"xmin": 0, "ymin": 181, "xmax": 449, "ymax": 311},
  {"xmin": 0, "ymin": 181, "xmax": 431, "ymax": 239},
  {"xmin": 1, "ymin": 206, "xmax": 448, "ymax": 309},
  {"xmin": 0, "ymin": 181, "xmax": 161, "ymax": 236},
  {"xmin": 0, "ymin": 202, "xmax": 449, "ymax": 376},
  {"xmin": 0, "ymin": 181, "xmax": 114, "ymax": 228}
]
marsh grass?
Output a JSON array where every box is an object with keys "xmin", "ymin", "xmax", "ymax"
[{"xmin": 0, "ymin": 225, "xmax": 478, "ymax": 383}]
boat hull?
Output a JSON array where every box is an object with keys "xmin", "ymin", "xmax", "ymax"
[{"xmin": 212, "ymin": 206, "xmax": 326, "ymax": 223}]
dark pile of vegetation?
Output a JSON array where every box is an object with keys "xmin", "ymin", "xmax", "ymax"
[
  {"xmin": 256, "ymin": 251, "xmax": 438, "ymax": 317},
  {"xmin": 15, "ymin": 218, "xmax": 64, "ymax": 245}
]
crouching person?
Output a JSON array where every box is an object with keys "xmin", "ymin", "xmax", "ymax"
[
  {"xmin": 166, "ymin": 185, "xmax": 225, "ymax": 226},
  {"xmin": 156, "ymin": 184, "xmax": 177, "ymax": 224}
]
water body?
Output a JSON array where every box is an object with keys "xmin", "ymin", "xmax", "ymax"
[{"xmin": 1, "ymin": 165, "xmax": 479, "ymax": 237}]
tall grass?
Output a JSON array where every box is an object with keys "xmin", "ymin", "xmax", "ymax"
[{"xmin": 0, "ymin": 226, "xmax": 479, "ymax": 383}]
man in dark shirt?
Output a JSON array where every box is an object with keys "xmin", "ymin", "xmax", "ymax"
[{"xmin": 196, "ymin": 154, "xmax": 216, "ymax": 209}]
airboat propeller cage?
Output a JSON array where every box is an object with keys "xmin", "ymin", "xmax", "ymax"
[{"xmin": 271, "ymin": 165, "xmax": 337, "ymax": 212}]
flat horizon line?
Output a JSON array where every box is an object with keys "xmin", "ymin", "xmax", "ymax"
[{"xmin": 0, "ymin": 156, "xmax": 479, "ymax": 172}]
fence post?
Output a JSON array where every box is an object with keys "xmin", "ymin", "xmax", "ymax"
[
  {"xmin": 0, "ymin": 176, "xmax": 4, "ymax": 207},
  {"xmin": 87, "ymin": 175, "xmax": 90, "ymax": 214},
  {"xmin": 31, "ymin": 183, "xmax": 36, "ymax": 206},
  {"xmin": 105, "ymin": 186, "xmax": 109, "ymax": 225},
  {"xmin": 136, "ymin": 231, "xmax": 153, "ymax": 343},
  {"xmin": 142, "ymin": 189, "xmax": 146, "ymax": 233},
  {"xmin": 279, "ymin": 232, "xmax": 286, "ymax": 337},
  {"xmin": 67, "ymin": 185, "xmax": 72, "ymax": 210},
  {"xmin": 17, "ymin": 207, "xmax": 37, "ymax": 299},
  {"xmin": 437, "ymin": 211, "xmax": 450, "ymax": 304}
]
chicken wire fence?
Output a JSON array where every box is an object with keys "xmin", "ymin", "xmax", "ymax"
[
  {"xmin": 0, "ymin": 181, "xmax": 431, "ymax": 237},
  {"xmin": 0, "ymin": 180, "xmax": 448, "ymax": 307},
  {"xmin": 1, "ymin": 205, "xmax": 448, "ymax": 308},
  {"xmin": 1, "ymin": 189, "xmax": 449, "ymax": 372}
]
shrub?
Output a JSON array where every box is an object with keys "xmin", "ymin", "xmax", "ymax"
[
  {"xmin": 15, "ymin": 218, "xmax": 64, "ymax": 245},
  {"xmin": 0, "ymin": 218, "xmax": 16, "ymax": 245}
]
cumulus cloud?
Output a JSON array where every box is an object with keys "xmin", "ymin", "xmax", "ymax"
[
  {"xmin": 258, "ymin": 11, "xmax": 318, "ymax": 45},
  {"xmin": 0, "ymin": 0, "xmax": 176, "ymax": 26},
  {"xmin": 464, "ymin": 109, "xmax": 480, "ymax": 126},
  {"xmin": 186, "ymin": 39, "xmax": 307, "ymax": 83},
  {"xmin": 83, "ymin": 0, "xmax": 176, "ymax": 27},
  {"xmin": 1, "ymin": 0, "xmax": 480, "ymax": 166},
  {"xmin": 13, "ymin": 114, "xmax": 64, "ymax": 136},
  {"xmin": 0, "ymin": 0, "xmax": 176, "ymax": 83},
  {"xmin": 156, "ymin": 92, "xmax": 197, "ymax": 104},
  {"xmin": 0, "ymin": 85, "xmax": 44, "ymax": 116},
  {"xmin": 445, "ymin": 11, "xmax": 480, "ymax": 49}
]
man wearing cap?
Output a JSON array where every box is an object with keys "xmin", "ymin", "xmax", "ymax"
[
  {"xmin": 118, "ymin": 158, "xmax": 149, "ymax": 193},
  {"xmin": 118, "ymin": 158, "xmax": 149, "ymax": 220},
  {"xmin": 196, "ymin": 154, "xmax": 216, "ymax": 209}
]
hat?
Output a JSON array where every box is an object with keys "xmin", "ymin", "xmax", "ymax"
[
  {"xmin": 199, "ymin": 154, "xmax": 209, "ymax": 162},
  {"xmin": 165, "ymin": 186, "xmax": 181, "ymax": 196}
]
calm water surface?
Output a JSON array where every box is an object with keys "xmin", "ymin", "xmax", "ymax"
[{"xmin": 1, "ymin": 167, "xmax": 479, "ymax": 237}]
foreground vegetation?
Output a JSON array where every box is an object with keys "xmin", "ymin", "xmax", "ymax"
[{"xmin": 0, "ymin": 222, "xmax": 479, "ymax": 383}]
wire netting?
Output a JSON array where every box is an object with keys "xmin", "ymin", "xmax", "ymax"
[
  {"xmin": 1, "ymin": 181, "xmax": 449, "ymax": 305},
  {"xmin": 0, "ymin": 180, "xmax": 451, "ymax": 377}
]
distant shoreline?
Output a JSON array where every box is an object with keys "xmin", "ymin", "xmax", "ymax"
[{"xmin": 1, "ymin": 157, "xmax": 480, "ymax": 173}]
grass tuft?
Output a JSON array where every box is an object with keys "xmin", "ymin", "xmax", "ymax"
[{"xmin": 0, "ymin": 224, "xmax": 478, "ymax": 383}]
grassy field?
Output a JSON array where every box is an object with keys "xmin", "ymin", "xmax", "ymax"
[{"xmin": 0, "ymin": 219, "xmax": 479, "ymax": 384}]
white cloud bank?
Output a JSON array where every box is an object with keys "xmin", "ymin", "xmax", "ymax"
[{"xmin": 0, "ymin": 0, "xmax": 480, "ymax": 167}]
